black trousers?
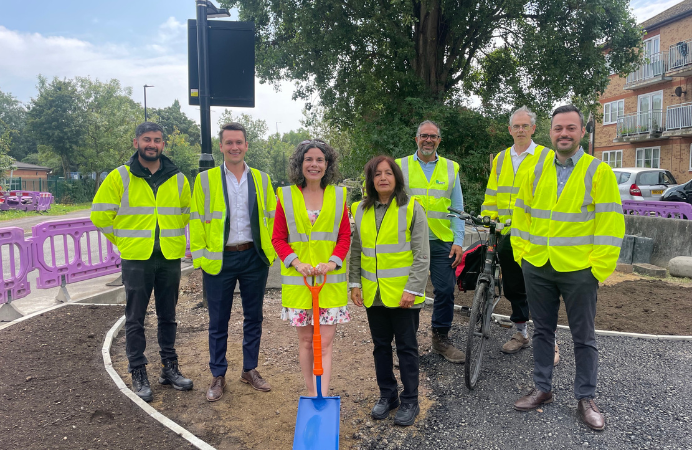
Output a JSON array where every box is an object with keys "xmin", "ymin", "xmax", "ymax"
[
  {"xmin": 366, "ymin": 306, "xmax": 420, "ymax": 404},
  {"xmin": 121, "ymin": 251, "xmax": 182, "ymax": 372},
  {"xmin": 204, "ymin": 248, "xmax": 269, "ymax": 377},
  {"xmin": 523, "ymin": 260, "xmax": 599, "ymax": 399},
  {"xmin": 497, "ymin": 234, "xmax": 530, "ymax": 323}
]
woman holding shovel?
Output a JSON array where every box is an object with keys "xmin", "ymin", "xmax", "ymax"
[
  {"xmin": 272, "ymin": 139, "xmax": 351, "ymax": 397},
  {"xmin": 349, "ymin": 155, "xmax": 430, "ymax": 426}
]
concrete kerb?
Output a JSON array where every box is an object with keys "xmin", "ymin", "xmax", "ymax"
[{"xmin": 102, "ymin": 315, "xmax": 216, "ymax": 450}]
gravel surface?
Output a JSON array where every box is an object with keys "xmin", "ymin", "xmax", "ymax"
[{"xmin": 356, "ymin": 323, "xmax": 692, "ymax": 450}]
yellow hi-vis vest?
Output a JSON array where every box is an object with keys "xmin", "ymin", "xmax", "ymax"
[
  {"xmin": 278, "ymin": 185, "xmax": 347, "ymax": 309},
  {"xmin": 189, "ymin": 166, "xmax": 276, "ymax": 275},
  {"xmin": 510, "ymin": 152, "xmax": 625, "ymax": 282},
  {"xmin": 91, "ymin": 165, "xmax": 190, "ymax": 260},
  {"xmin": 352, "ymin": 198, "xmax": 425, "ymax": 308},
  {"xmin": 396, "ymin": 155, "xmax": 459, "ymax": 242},
  {"xmin": 481, "ymin": 145, "xmax": 551, "ymax": 235}
]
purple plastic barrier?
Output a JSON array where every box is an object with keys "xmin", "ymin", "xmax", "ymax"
[
  {"xmin": 622, "ymin": 200, "xmax": 692, "ymax": 220},
  {"xmin": 0, "ymin": 191, "xmax": 53, "ymax": 212},
  {"xmin": 31, "ymin": 218, "xmax": 121, "ymax": 289},
  {"xmin": 0, "ymin": 227, "xmax": 33, "ymax": 304}
]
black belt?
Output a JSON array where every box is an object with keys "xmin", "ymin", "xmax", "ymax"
[{"xmin": 224, "ymin": 242, "xmax": 254, "ymax": 252}]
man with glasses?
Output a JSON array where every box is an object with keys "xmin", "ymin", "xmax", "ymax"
[
  {"xmin": 189, "ymin": 122, "xmax": 277, "ymax": 402},
  {"xmin": 396, "ymin": 120, "xmax": 465, "ymax": 364},
  {"xmin": 481, "ymin": 106, "xmax": 560, "ymax": 364}
]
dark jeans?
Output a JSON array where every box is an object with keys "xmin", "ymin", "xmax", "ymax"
[
  {"xmin": 429, "ymin": 239, "xmax": 456, "ymax": 333},
  {"xmin": 204, "ymin": 248, "xmax": 269, "ymax": 377},
  {"xmin": 522, "ymin": 260, "xmax": 599, "ymax": 399},
  {"xmin": 366, "ymin": 306, "xmax": 420, "ymax": 404},
  {"xmin": 122, "ymin": 251, "xmax": 182, "ymax": 372},
  {"xmin": 497, "ymin": 234, "xmax": 530, "ymax": 323}
]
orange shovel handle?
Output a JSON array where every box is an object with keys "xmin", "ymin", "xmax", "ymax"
[{"xmin": 304, "ymin": 275, "xmax": 327, "ymax": 376}]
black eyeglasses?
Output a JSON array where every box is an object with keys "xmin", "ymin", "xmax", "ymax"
[{"xmin": 417, "ymin": 134, "xmax": 440, "ymax": 141}]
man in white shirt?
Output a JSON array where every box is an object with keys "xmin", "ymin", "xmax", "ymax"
[{"xmin": 481, "ymin": 107, "xmax": 559, "ymax": 364}]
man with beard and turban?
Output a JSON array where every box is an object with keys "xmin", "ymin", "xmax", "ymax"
[{"xmin": 91, "ymin": 122, "xmax": 193, "ymax": 402}]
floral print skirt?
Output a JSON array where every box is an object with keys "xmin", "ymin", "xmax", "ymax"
[{"xmin": 281, "ymin": 306, "xmax": 351, "ymax": 326}]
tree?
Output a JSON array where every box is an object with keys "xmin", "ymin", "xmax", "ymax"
[
  {"xmin": 27, "ymin": 76, "xmax": 86, "ymax": 177},
  {"xmin": 215, "ymin": 109, "xmax": 271, "ymax": 172},
  {"xmin": 165, "ymin": 128, "xmax": 201, "ymax": 182},
  {"xmin": 0, "ymin": 89, "xmax": 36, "ymax": 162},
  {"xmin": 150, "ymin": 100, "xmax": 201, "ymax": 146},
  {"xmin": 0, "ymin": 123, "xmax": 16, "ymax": 178}
]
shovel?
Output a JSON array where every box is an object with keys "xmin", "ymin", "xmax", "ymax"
[{"xmin": 292, "ymin": 274, "xmax": 341, "ymax": 450}]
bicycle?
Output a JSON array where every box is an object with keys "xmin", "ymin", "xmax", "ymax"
[{"xmin": 447, "ymin": 207, "xmax": 507, "ymax": 390}]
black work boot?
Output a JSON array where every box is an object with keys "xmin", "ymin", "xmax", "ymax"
[
  {"xmin": 131, "ymin": 366, "xmax": 153, "ymax": 402},
  {"xmin": 159, "ymin": 360, "xmax": 193, "ymax": 391},
  {"xmin": 394, "ymin": 402, "xmax": 420, "ymax": 426},
  {"xmin": 371, "ymin": 396, "xmax": 400, "ymax": 420}
]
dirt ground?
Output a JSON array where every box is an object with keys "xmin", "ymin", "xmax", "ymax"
[
  {"xmin": 0, "ymin": 305, "xmax": 196, "ymax": 450},
  {"xmin": 111, "ymin": 269, "xmax": 692, "ymax": 449}
]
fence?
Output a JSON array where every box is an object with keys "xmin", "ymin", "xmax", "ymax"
[
  {"xmin": 669, "ymin": 39, "xmax": 692, "ymax": 71},
  {"xmin": 0, "ymin": 191, "xmax": 54, "ymax": 212},
  {"xmin": 625, "ymin": 51, "xmax": 668, "ymax": 87},
  {"xmin": 622, "ymin": 200, "xmax": 692, "ymax": 220},
  {"xmin": 0, "ymin": 218, "xmax": 121, "ymax": 320},
  {"xmin": 666, "ymin": 102, "xmax": 692, "ymax": 130},
  {"xmin": 616, "ymin": 110, "xmax": 664, "ymax": 137}
]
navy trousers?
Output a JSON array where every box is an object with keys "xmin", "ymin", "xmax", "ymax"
[
  {"xmin": 429, "ymin": 239, "xmax": 457, "ymax": 332},
  {"xmin": 497, "ymin": 234, "xmax": 530, "ymax": 323},
  {"xmin": 522, "ymin": 260, "xmax": 599, "ymax": 399},
  {"xmin": 204, "ymin": 248, "xmax": 269, "ymax": 377}
]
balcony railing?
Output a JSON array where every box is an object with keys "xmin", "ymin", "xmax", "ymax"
[
  {"xmin": 666, "ymin": 102, "xmax": 692, "ymax": 130},
  {"xmin": 616, "ymin": 110, "xmax": 664, "ymax": 137},
  {"xmin": 669, "ymin": 39, "xmax": 692, "ymax": 71},
  {"xmin": 625, "ymin": 51, "xmax": 668, "ymax": 86}
]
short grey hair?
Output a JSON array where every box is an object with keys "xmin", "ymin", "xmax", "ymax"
[
  {"xmin": 509, "ymin": 106, "xmax": 537, "ymax": 127},
  {"xmin": 416, "ymin": 120, "xmax": 442, "ymax": 138}
]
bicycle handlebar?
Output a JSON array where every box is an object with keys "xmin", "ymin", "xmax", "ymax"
[{"xmin": 446, "ymin": 207, "xmax": 511, "ymax": 228}]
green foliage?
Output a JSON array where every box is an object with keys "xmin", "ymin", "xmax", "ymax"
[
  {"xmin": 0, "ymin": 89, "xmax": 36, "ymax": 161},
  {"xmin": 150, "ymin": 100, "xmax": 201, "ymax": 146},
  {"xmin": 165, "ymin": 128, "xmax": 201, "ymax": 183},
  {"xmin": 0, "ymin": 123, "xmax": 15, "ymax": 177},
  {"xmin": 215, "ymin": 109, "xmax": 271, "ymax": 171}
]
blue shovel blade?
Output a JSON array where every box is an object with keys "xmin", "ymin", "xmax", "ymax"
[{"xmin": 293, "ymin": 395, "xmax": 341, "ymax": 450}]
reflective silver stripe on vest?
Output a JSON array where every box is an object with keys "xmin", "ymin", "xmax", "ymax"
[
  {"xmin": 408, "ymin": 187, "xmax": 429, "ymax": 196},
  {"xmin": 160, "ymin": 228, "xmax": 186, "ymax": 237},
  {"xmin": 191, "ymin": 248, "xmax": 223, "ymax": 260},
  {"xmin": 260, "ymin": 171, "xmax": 269, "ymax": 215},
  {"xmin": 551, "ymin": 209, "xmax": 595, "ymax": 222},
  {"xmin": 361, "ymin": 266, "xmax": 411, "ymax": 282},
  {"xmin": 177, "ymin": 172, "xmax": 185, "ymax": 197},
  {"xmin": 595, "ymin": 202, "xmax": 623, "ymax": 214},
  {"xmin": 496, "ymin": 150, "xmax": 507, "ymax": 185},
  {"xmin": 332, "ymin": 187, "xmax": 345, "ymax": 237},
  {"xmin": 550, "ymin": 236, "xmax": 594, "ymax": 246},
  {"xmin": 532, "ymin": 147, "xmax": 550, "ymax": 195},
  {"xmin": 511, "ymin": 227, "xmax": 530, "ymax": 240},
  {"xmin": 400, "ymin": 157, "xmax": 410, "ymax": 190},
  {"xmin": 98, "ymin": 226, "xmax": 114, "ymax": 235},
  {"xmin": 118, "ymin": 206, "xmax": 156, "ymax": 215},
  {"xmin": 361, "ymin": 268, "xmax": 377, "ymax": 283},
  {"xmin": 594, "ymin": 235, "xmax": 623, "ymax": 247},
  {"xmin": 445, "ymin": 158, "xmax": 456, "ymax": 196},
  {"xmin": 497, "ymin": 209, "xmax": 512, "ymax": 216},
  {"xmin": 529, "ymin": 235, "xmax": 548, "ymax": 245},
  {"xmin": 530, "ymin": 208, "xmax": 551, "ymax": 219},
  {"xmin": 266, "ymin": 210, "xmax": 276, "ymax": 219},
  {"xmin": 427, "ymin": 210, "xmax": 449, "ymax": 219},
  {"xmin": 497, "ymin": 186, "xmax": 520, "ymax": 194},
  {"xmin": 281, "ymin": 186, "xmax": 307, "ymax": 243},
  {"xmin": 157, "ymin": 206, "xmax": 182, "ymax": 215},
  {"xmin": 583, "ymin": 159, "xmax": 601, "ymax": 206},
  {"xmin": 181, "ymin": 207, "xmax": 190, "ymax": 215},
  {"xmin": 485, "ymin": 188, "xmax": 497, "ymax": 196},
  {"xmin": 114, "ymin": 229, "xmax": 152, "ymax": 238},
  {"xmin": 117, "ymin": 165, "xmax": 130, "ymax": 207},
  {"xmin": 483, "ymin": 204, "xmax": 498, "ymax": 211},
  {"xmin": 200, "ymin": 170, "xmax": 212, "ymax": 219},
  {"xmin": 92, "ymin": 203, "xmax": 119, "ymax": 212},
  {"xmin": 514, "ymin": 198, "xmax": 526, "ymax": 210},
  {"xmin": 281, "ymin": 273, "xmax": 347, "ymax": 285},
  {"xmin": 190, "ymin": 211, "xmax": 224, "ymax": 222}
]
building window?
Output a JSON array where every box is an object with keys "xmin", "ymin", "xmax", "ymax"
[
  {"xmin": 602, "ymin": 150, "xmax": 623, "ymax": 168},
  {"xmin": 636, "ymin": 147, "xmax": 660, "ymax": 168},
  {"xmin": 603, "ymin": 100, "xmax": 624, "ymax": 125}
]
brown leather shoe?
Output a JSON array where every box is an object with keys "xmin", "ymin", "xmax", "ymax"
[
  {"xmin": 240, "ymin": 369, "xmax": 271, "ymax": 392},
  {"xmin": 554, "ymin": 342, "xmax": 560, "ymax": 366},
  {"xmin": 514, "ymin": 388, "xmax": 554, "ymax": 411},
  {"xmin": 501, "ymin": 332, "xmax": 531, "ymax": 354},
  {"xmin": 578, "ymin": 398, "xmax": 605, "ymax": 431},
  {"xmin": 206, "ymin": 375, "xmax": 225, "ymax": 402}
]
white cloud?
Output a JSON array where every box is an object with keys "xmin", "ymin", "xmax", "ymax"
[
  {"xmin": 0, "ymin": 24, "xmax": 306, "ymax": 137},
  {"xmin": 631, "ymin": 0, "xmax": 683, "ymax": 23}
]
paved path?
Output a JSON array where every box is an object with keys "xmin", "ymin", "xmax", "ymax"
[
  {"xmin": 0, "ymin": 209, "xmax": 91, "ymax": 233},
  {"xmin": 358, "ymin": 323, "xmax": 692, "ymax": 450}
]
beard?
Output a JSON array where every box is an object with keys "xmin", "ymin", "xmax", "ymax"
[
  {"xmin": 418, "ymin": 144, "xmax": 436, "ymax": 156},
  {"xmin": 138, "ymin": 147, "xmax": 161, "ymax": 162},
  {"xmin": 553, "ymin": 138, "xmax": 579, "ymax": 155}
]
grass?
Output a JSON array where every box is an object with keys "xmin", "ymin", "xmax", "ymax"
[{"xmin": 0, "ymin": 203, "xmax": 92, "ymax": 222}]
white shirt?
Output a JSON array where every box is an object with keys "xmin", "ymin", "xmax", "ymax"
[
  {"xmin": 510, "ymin": 140, "xmax": 538, "ymax": 173},
  {"xmin": 223, "ymin": 163, "xmax": 253, "ymax": 246}
]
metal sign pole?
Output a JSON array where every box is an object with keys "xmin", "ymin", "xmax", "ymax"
[{"xmin": 196, "ymin": 0, "xmax": 215, "ymax": 174}]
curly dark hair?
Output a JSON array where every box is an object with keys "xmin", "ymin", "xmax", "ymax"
[
  {"xmin": 288, "ymin": 139, "xmax": 340, "ymax": 189},
  {"xmin": 361, "ymin": 155, "xmax": 408, "ymax": 211}
]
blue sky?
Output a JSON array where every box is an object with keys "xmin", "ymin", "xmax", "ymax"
[{"xmin": 0, "ymin": 0, "xmax": 681, "ymax": 136}]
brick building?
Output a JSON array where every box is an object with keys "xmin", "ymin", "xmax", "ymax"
[
  {"xmin": 594, "ymin": 0, "xmax": 692, "ymax": 184},
  {"xmin": 7, "ymin": 161, "xmax": 52, "ymax": 191}
]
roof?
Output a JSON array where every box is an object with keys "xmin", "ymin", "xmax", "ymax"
[
  {"xmin": 11, "ymin": 161, "xmax": 51, "ymax": 171},
  {"xmin": 641, "ymin": 0, "xmax": 692, "ymax": 31}
]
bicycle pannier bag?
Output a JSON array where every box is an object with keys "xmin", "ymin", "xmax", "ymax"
[{"xmin": 456, "ymin": 240, "xmax": 484, "ymax": 292}]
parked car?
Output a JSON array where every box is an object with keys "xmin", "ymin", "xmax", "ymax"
[
  {"xmin": 612, "ymin": 168, "xmax": 678, "ymax": 201},
  {"xmin": 662, "ymin": 178, "xmax": 692, "ymax": 204}
]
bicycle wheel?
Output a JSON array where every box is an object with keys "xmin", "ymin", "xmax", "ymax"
[{"xmin": 465, "ymin": 280, "xmax": 489, "ymax": 390}]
